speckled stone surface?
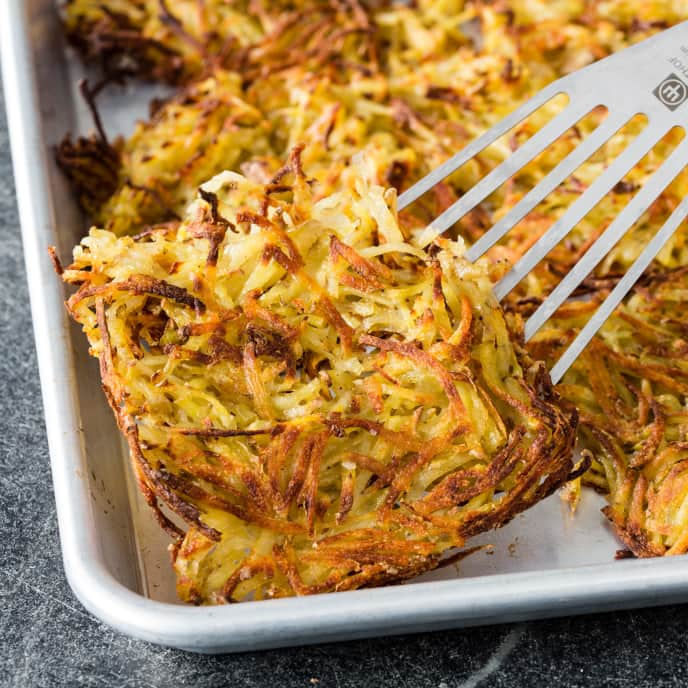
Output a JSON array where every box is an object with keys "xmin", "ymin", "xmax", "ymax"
[{"xmin": 2, "ymin": 76, "xmax": 688, "ymax": 688}]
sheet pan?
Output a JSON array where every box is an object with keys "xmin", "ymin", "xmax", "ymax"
[{"xmin": 3, "ymin": 0, "xmax": 688, "ymax": 653}]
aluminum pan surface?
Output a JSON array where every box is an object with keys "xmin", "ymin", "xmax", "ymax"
[{"xmin": 2, "ymin": 0, "xmax": 688, "ymax": 653}]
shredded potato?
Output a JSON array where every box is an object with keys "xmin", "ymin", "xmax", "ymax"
[
  {"xmin": 61, "ymin": 0, "xmax": 381, "ymax": 84},
  {"xmin": 526, "ymin": 268, "xmax": 688, "ymax": 556},
  {"xmin": 63, "ymin": 157, "xmax": 576, "ymax": 601}
]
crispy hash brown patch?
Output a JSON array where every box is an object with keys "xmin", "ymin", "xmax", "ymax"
[
  {"xmin": 523, "ymin": 267, "xmax": 688, "ymax": 557},
  {"xmin": 61, "ymin": 0, "xmax": 380, "ymax": 85},
  {"xmin": 62, "ymin": 158, "xmax": 576, "ymax": 602},
  {"xmin": 61, "ymin": 1, "xmax": 687, "ymax": 239}
]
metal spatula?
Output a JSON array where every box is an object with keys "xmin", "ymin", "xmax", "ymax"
[{"xmin": 398, "ymin": 21, "xmax": 688, "ymax": 383}]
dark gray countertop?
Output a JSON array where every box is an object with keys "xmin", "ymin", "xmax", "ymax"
[{"xmin": 2, "ymin": 79, "xmax": 688, "ymax": 688}]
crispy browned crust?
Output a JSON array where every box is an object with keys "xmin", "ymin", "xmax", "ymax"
[
  {"xmin": 62, "ymin": 1, "xmax": 188, "ymax": 85},
  {"xmin": 47, "ymin": 246, "xmax": 64, "ymax": 276},
  {"xmin": 520, "ymin": 266, "xmax": 688, "ymax": 557},
  {"xmin": 55, "ymin": 134, "xmax": 121, "ymax": 217},
  {"xmin": 69, "ymin": 275, "xmax": 206, "ymax": 312}
]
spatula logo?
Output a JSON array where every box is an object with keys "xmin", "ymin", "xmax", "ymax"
[{"xmin": 653, "ymin": 73, "xmax": 688, "ymax": 110}]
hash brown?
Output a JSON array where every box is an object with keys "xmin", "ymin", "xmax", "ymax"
[{"xmin": 62, "ymin": 156, "xmax": 577, "ymax": 601}]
